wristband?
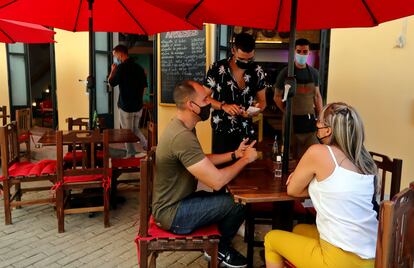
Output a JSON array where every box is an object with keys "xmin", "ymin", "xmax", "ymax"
[{"xmin": 231, "ymin": 151, "xmax": 237, "ymax": 161}]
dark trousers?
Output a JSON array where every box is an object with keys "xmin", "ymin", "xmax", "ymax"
[{"xmin": 169, "ymin": 191, "xmax": 246, "ymax": 248}]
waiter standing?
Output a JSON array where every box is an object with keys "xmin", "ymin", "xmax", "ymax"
[{"xmin": 273, "ymin": 38, "xmax": 323, "ymax": 159}]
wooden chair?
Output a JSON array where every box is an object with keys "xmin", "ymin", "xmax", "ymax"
[
  {"xmin": 370, "ymin": 151, "xmax": 403, "ymax": 201},
  {"xmin": 375, "ymin": 181, "xmax": 414, "ymax": 267},
  {"xmin": 110, "ymin": 122, "xmax": 157, "ymax": 208},
  {"xmin": 0, "ymin": 122, "xmax": 56, "ymax": 225},
  {"xmin": 15, "ymin": 108, "xmax": 32, "ymax": 159},
  {"xmin": 135, "ymin": 148, "xmax": 220, "ymax": 268},
  {"xmin": 0, "ymin": 105, "xmax": 8, "ymax": 126},
  {"xmin": 55, "ymin": 129, "xmax": 110, "ymax": 233}
]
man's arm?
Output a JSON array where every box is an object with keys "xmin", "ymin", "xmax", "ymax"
[
  {"xmin": 108, "ymin": 63, "xmax": 119, "ymax": 87},
  {"xmin": 187, "ymin": 146, "xmax": 257, "ymax": 191},
  {"xmin": 314, "ymin": 86, "xmax": 323, "ymax": 116},
  {"xmin": 206, "ymin": 139, "xmax": 253, "ymax": 165}
]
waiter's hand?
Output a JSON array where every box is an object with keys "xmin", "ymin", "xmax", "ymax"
[
  {"xmin": 242, "ymin": 140, "xmax": 258, "ymax": 163},
  {"xmin": 111, "ymin": 63, "xmax": 118, "ymax": 71},
  {"xmin": 223, "ymin": 103, "xmax": 242, "ymax": 116}
]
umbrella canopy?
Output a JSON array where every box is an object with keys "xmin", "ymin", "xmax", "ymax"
[
  {"xmin": 0, "ymin": 0, "xmax": 198, "ymax": 126},
  {"xmin": 144, "ymin": 0, "xmax": 414, "ymax": 31},
  {"xmin": 0, "ymin": 18, "xmax": 55, "ymax": 43},
  {"xmin": 0, "ymin": 0, "xmax": 197, "ymax": 35},
  {"xmin": 146, "ymin": 0, "xmax": 414, "ymax": 172}
]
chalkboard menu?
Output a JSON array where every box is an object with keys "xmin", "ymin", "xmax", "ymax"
[{"xmin": 160, "ymin": 29, "xmax": 206, "ymax": 104}]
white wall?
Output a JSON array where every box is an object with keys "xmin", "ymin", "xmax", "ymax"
[{"xmin": 328, "ymin": 16, "xmax": 414, "ymax": 188}]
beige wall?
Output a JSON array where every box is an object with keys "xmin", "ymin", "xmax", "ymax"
[
  {"xmin": 157, "ymin": 26, "xmax": 215, "ymax": 153},
  {"xmin": 328, "ymin": 16, "xmax": 414, "ymax": 188},
  {"xmin": 54, "ymin": 30, "xmax": 89, "ymax": 130},
  {"xmin": 0, "ymin": 44, "xmax": 9, "ymax": 111}
]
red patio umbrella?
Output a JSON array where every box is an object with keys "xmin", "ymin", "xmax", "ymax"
[
  {"xmin": 144, "ymin": 0, "xmax": 414, "ymax": 31},
  {"xmin": 0, "ymin": 18, "xmax": 55, "ymax": 43},
  {"xmin": 145, "ymin": 0, "xmax": 414, "ymax": 172},
  {"xmin": 0, "ymin": 0, "xmax": 198, "ymax": 126}
]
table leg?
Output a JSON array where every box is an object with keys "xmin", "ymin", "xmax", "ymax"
[{"xmin": 245, "ymin": 204, "xmax": 254, "ymax": 268}]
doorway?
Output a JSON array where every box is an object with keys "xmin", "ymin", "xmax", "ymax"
[{"xmin": 28, "ymin": 44, "xmax": 55, "ymax": 128}]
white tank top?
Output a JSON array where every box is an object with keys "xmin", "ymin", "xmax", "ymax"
[{"xmin": 308, "ymin": 146, "xmax": 378, "ymax": 259}]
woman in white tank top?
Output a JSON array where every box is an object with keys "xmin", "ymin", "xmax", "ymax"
[{"xmin": 264, "ymin": 102, "xmax": 378, "ymax": 268}]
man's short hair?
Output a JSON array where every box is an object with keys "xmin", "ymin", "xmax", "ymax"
[
  {"xmin": 295, "ymin": 38, "xmax": 311, "ymax": 47},
  {"xmin": 234, "ymin": 33, "xmax": 255, "ymax": 53},
  {"xmin": 173, "ymin": 80, "xmax": 196, "ymax": 110},
  {"xmin": 113, "ymin": 44, "xmax": 128, "ymax": 55}
]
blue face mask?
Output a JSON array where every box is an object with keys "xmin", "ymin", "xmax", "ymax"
[
  {"xmin": 113, "ymin": 56, "xmax": 121, "ymax": 65},
  {"xmin": 295, "ymin": 53, "xmax": 308, "ymax": 65}
]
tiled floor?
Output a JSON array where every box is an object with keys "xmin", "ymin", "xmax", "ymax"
[{"xmin": 0, "ymin": 131, "xmax": 266, "ymax": 267}]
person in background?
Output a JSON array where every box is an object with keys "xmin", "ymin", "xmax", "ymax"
[
  {"xmin": 108, "ymin": 44, "xmax": 148, "ymax": 156},
  {"xmin": 264, "ymin": 102, "xmax": 378, "ymax": 268},
  {"xmin": 153, "ymin": 80, "xmax": 258, "ymax": 268},
  {"xmin": 204, "ymin": 33, "xmax": 267, "ymax": 154},
  {"xmin": 273, "ymin": 38, "xmax": 323, "ymax": 159}
]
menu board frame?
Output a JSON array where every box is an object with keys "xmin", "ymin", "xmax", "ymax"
[{"xmin": 157, "ymin": 26, "xmax": 211, "ymax": 106}]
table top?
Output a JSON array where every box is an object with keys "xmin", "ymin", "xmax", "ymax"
[
  {"xmin": 38, "ymin": 129, "xmax": 139, "ymax": 145},
  {"xmin": 227, "ymin": 159, "xmax": 300, "ymax": 204}
]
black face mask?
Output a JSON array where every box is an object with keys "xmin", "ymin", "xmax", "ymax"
[
  {"xmin": 235, "ymin": 59, "xmax": 254, "ymax": 70},
  {"xmin": 191, "ymin": 101, "xmax": 211, "ymax": 121}
]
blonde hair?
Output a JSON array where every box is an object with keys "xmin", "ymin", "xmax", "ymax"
[{"xmin": 319, "ymin": 102, "xmax": 377, "ymax": 175}]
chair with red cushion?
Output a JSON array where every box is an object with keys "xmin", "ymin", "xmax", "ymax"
[
  {"xmin": 110, "ymin": 122, "xmax": 157, "ymax": 208},
  {"xmin": 54, "ymin": 129, "xmax": 110, "ymax": 233},
  {"xmin": 135, "ymin": 149, "xmax": 220, "ymax": 268},
  {"xmin": 0, "ymin": 122, "xmax": 56, "ymax": 225},
  {"xmin": 15, "ymin": 108, "xmax": 32, "ymax": 159}
]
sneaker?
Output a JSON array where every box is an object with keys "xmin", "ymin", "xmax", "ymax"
[{"xmin": 204, "ymin": 246, "xmax": 247, "ymax": 268}]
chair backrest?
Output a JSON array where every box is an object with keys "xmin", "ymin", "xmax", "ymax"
[
  {"xmin": 56, "ymin": 130, "xmax": 109, "ymax": 180},
  {"xmin": 139, "ymin": 148, "xmax": 156, "ymax": 237},
  {"xmin": 0, "ymin": 105, "xmax": 7, "ymax": 125},
  {"xmin": 147, "ymin": 121, "xmax": 157, "ymax": 149},
  {"xmin": 0, "ymin": 122, "xmax": 20, "ymax": 176},
  {"xmin": 375, "ymin": 183, "xmax": 414, "ymax": 268},
  {"xmin": 15, "ymin": 108, "xmax": 31, "ymax": 134},
  {"xmin": 370, "ymin": 151, "xmax": 403, "ymax": 201},
  {"xmin": 66, "ymin": 117, "xmax": 89, "ymax": 130}
]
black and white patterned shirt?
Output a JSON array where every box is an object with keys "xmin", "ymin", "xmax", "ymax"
[{"xmin": 204, "ymin": 57, "xmax": 267, "ymax": 138}]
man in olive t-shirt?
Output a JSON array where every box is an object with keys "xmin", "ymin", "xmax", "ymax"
[{"xmin": 152, "ymin": 80, "xmax": 258, "ymax": 268}]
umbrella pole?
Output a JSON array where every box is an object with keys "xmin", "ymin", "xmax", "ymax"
[
  {"xmin": 282, "ymin": 0, "xmax": 298, "ymax": 174},
  {"xmin": 87, "ymin": 0, "xmax": 96, "ymax": 129}
]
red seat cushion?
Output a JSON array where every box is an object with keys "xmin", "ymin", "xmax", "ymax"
[
  {"xmin": 18, "ymin": 132, "xmax": 30, "ymax": 142},
  {"xmin": 0, "ymin": 160, "xmax": 56, "ymax": 180},
  {"xmin": 63, "ymin": 174, "xmax": 104, "ymax": 183},
  {"xmin": 63, "ymin": 151, "xmax": 85, "ymax": 162},
  {"xmin": 96, "ymin": 150, "xmax": 104, "ymax": 159},
  {"xmin": 147, "ymin": 216, "xmax": 220, "ymax": 238},
  {"xmin": 111, "ymin": 157, "xmax": 142, "ymax": 168}
]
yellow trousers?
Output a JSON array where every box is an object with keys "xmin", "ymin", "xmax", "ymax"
[{"xmin": 264, "ymin": 224, "xmax": 375, "ymax": 268}]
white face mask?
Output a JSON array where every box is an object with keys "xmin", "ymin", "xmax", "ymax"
[
  {"xmin": 295, "ymin": 53, "xmax": 308, "ymax": 65},
  {"xmin": 113, "ymin": 56, "xmax": 121, "ymax": 65}
]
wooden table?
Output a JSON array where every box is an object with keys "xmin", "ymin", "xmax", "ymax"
[
  {"xmin": 227, "ymin": 159, "xmax": 299, "ymax": 267},
  {"xmin": 38, "ymin": 128, "xmax": 139, "ymax": 145}
]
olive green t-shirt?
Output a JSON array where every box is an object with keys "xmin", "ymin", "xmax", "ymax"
[{"xmin": 152, "ymin": 117, "xmax": 206, "ymax": 230}]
